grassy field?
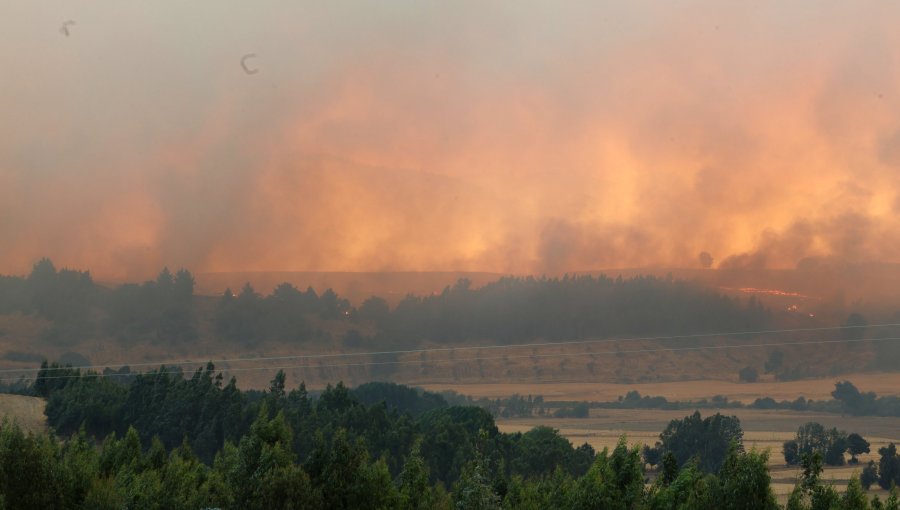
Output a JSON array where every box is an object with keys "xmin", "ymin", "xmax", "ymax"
[{"xmin": 0, "ymin": 393, "xmax": 46, "ymax": 434}]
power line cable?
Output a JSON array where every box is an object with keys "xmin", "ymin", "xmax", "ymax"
[
  {"xmin": 3, "ymin": 321, "xmax": 897, "ymax": 375},
  {"xmin": 7, "ymin": 334, "xmax": 898, "ymax": 383}
]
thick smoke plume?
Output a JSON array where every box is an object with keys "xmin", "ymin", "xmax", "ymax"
[{"xmin": 2, "ymin": 2, "xmax": 900, "ymax": 280}]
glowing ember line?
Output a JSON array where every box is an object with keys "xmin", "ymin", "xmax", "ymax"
[{"xmin": 720, "ymin": 287, "xmax": 812, "ymax": 299}]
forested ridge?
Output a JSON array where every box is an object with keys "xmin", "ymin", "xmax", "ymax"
[
  {"xmin": 1, "ymin": 368, "xmax": 898, "ymax": 509},
  {"xmin": 0, "ymin": 258, "xmax": 771, "ymax": 350},
  {"xmin": 6, "ymin": 258, "xmax": 896, "ymax": 387}
]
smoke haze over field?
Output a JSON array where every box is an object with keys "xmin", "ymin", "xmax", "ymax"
[{"xmin": 3, "ymin": 2, "xmax": 900, "ymax": 280}]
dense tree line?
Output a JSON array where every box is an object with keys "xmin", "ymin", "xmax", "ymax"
[
  {"xmin": 862, "ymin": 443, "xmax": 900, "ymax": 491},
  {"xmin": 215, "ymin": 273, "xmax": 771, "ymax": 347},
  {"xmin": 214, "ymin": 283, "xmax": 350, "ymax": 345},
  {"xmin": 0, "ymin": 260, "xmax": 196, "ymax": 346},
  {"xmin": 0, "ymin": 260, "xmax": 356, "ymax": 349},
  {"xmin": 1, "ymin": 414, "xmax": 896, "ymax": 509},
  {"xmin": 0, "ymin": 260, "xmax": 774, "ymax": 352},
  {"xmin": 38, "ymin": 367, "xmax": 596, "ymax": 482},
  {"xmin": 829, "ymin": 381, "xmax": 900, "ymax": 417},
  {"xmin": 439, "ymin": 391, "xmax": 550, "ymax": 418},
  {"xmin": 0, "ymin": 259, "xmax": 97, "ymax": 344},
  {"xmin": 641, "ymin": 411, "xmax": 744, "ymax": 473},
  {"xmin": 747, "ymin": 380, "xmax": 900, "ymax": 417},
  {"xmin": 592, "ymin": 381, "xmax": 900, "ymax": 419},
  {"xmin": 105, "ymin": 267, "xmax": 196, "ymax": 343},
  {"xmin": 372, "ymin": 275, "xmax": 771, "ymax": 346},
  {"xmin": 783, "ymin": 422, "xmax": 869, "ymax": 467}
]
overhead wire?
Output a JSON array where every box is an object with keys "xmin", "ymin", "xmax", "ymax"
[
  {"xmin": 1, "ymin": 321, "xmax": 897, "ymax": 377},
  {"xmin": 4, "ymin": 333, "xmax": 898, "ymax": 383}
]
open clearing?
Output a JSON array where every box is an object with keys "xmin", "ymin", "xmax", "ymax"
[{"xmin": 0, "ymin": 393, "xmax": 46, "ymax": 434}]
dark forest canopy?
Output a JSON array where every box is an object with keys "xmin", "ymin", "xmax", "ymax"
[
  {"xmin": 0, "ymin": 259, "xmax": 772, "ymax": 350},
  {"xmin": 37, "ymin": 366, "xmax": 598, "ymax": 480}
]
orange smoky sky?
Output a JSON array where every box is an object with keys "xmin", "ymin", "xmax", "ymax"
[{"xmin": 2, "ymin": 2, "xmax": 900, "ymax": 281}]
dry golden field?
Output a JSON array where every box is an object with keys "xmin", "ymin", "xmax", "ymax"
[
  {"xmin": 421, "ymin": 371, "xmax": 900, "ymax": 404},
  {"xmin": 0, "ymin": 393, "xmax": 46, "ymax": 434}
]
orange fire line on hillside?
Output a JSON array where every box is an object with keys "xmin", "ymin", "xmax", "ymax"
[{"xmin": 719, "ymin": 287, "xmax": 814, "ymax": 299}]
